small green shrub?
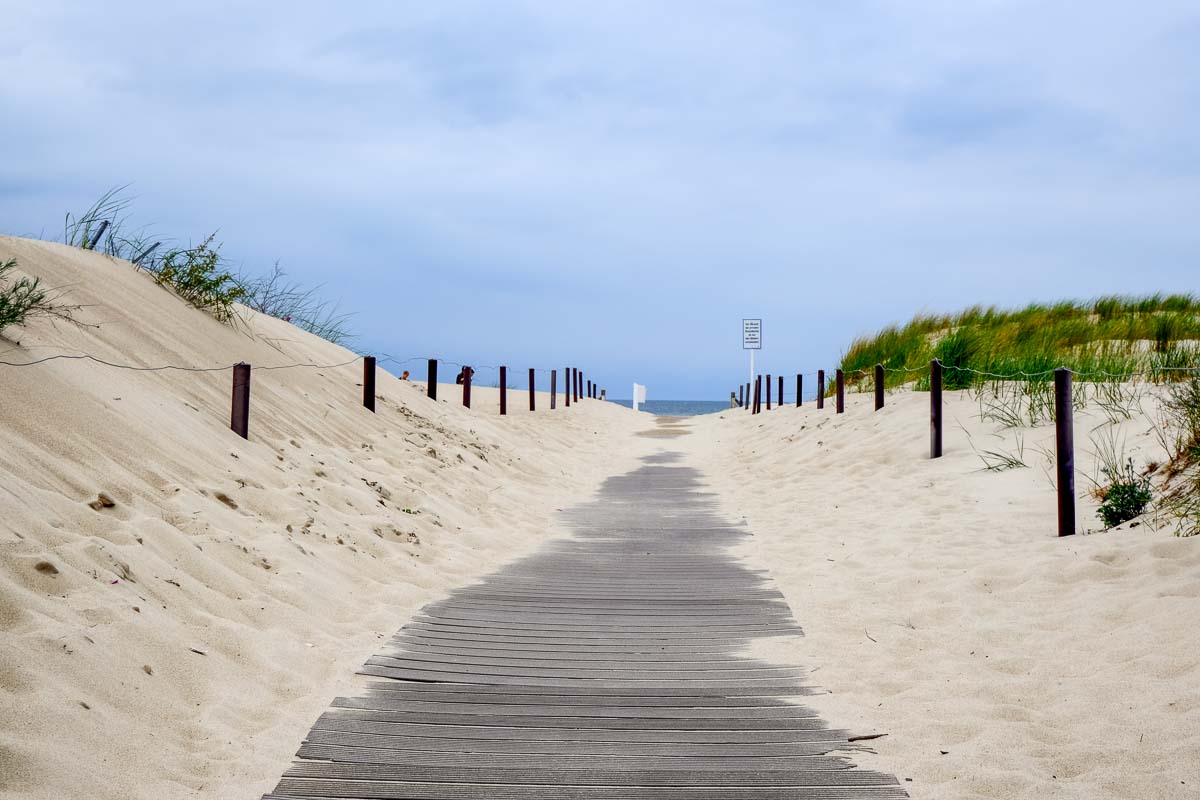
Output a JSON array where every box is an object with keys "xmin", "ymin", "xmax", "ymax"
[
  {"xmin": 1096, "ymin": 459, "xmax": 1152, "ymax": 529},
  {"xmin": 153, "ymin": 234, "xmax": 245, "ymax": 322},
  {"xmin": 0, "ymin": 258, "xmax": 75, "ymax": 333}
]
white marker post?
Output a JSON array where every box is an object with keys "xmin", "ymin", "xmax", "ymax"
[
  {"xmin": 743, "ymin": 319, "xmax": 762, "ymax": 389},
  {"xmin": 632, "ymin": 383, "xmax": 647, "ymax": 412}
]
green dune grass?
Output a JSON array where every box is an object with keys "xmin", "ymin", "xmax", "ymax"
[{"xmin": 840, "ymin": 295, "xmax": 1200, "ymax": 389}]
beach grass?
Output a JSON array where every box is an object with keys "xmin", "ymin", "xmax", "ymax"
[{"xmin": 840, "ymin": 296, "xmax": 1200, "ymax": 389}]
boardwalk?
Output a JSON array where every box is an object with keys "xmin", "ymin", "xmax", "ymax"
[{"xmin": 264, "ymin": 446, "xmax": 905, "ymax": 799}]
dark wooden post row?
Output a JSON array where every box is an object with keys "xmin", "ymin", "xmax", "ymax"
[
  {"xmin": 930, "ymin": 359, "xmax": 943, "ymax": 459},
  {"xmin": 835, "ymin": 369, "xmax": 845, "ymax": 414},
  {"xmin": 529, "ymin": 368, "xmax": 536, "ymax": 411},
  {"xmin": 817, "ymin": 370, "xmax": 825, "ymax": 409},
  {"xmin": 462, "ymin": 365, "xmax": 472, "ymax": 408},
  {"xmin": 1055, "ymin": 367, "xmax": 1076, "ymax": 537},
  {"xmin": 796, "ymin": 374, "xmax": 802, "ymax": 407},
  {"xmin": 231, "ymin": 363, "xmax": 251, "ymax": 439},
  {"xmin": 874, "ymin": 364, "xmax": 885, "ymax": 411},
  {"xmin": 777, "ymin": 375, "xmax": 783, "ymax": 408},
  {"xmin": 427, "ymin": 358, "xmax": 438, "ymax": 400},
  {"xmin": 551, "ymin": 369, "xmax": 557, "ymax": 409},
  {"xmin": 363, "ymin": 356, "xmax": 376, "ymax": 412},
  {"xmin": 766, "ymin": 374, "xmax": 772, "ymax": 411},
  {"xmin": 499, "ymin": 366, "xmax": 507, "ymax": 415}
]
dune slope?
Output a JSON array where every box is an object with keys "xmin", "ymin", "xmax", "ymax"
[{"xmin": 0, "ymin": 235, "xmax": 643, "ymax": 799}]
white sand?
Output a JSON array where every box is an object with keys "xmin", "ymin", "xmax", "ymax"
[
  {"xmin": 4, "ymin": 233, "xmax": 1199, "ymax": 799},
  {"xmin": 0, "ymin": 236, "xmax": 647, "ymax": 799},
  {"xmin": 684, "ymin": 390, "xmax": 1200, "ymax": 799}
]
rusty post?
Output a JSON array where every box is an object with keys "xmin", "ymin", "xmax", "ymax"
[
  {"xmin": 1055, "ymin": 367, "xmax": 1076, "ymax": 537},
  {"xmin": 551, "ymin": 369, "xmax": 557, "ymax": 409},
  {"xmin": 817, "ymin": 370, "xmax": 825, "ymax": 409},
  {"xmin": 529, "ymin": 368, "xmax": 536, "ymax": 411},
  {"xmin": 362, "ymin": 356, "xmax": 376, "ymax": 412},
  {"xmin": 427, "ymin": 359, "xmax": 438, "ymax": 400},
  {"xmin": 875, "ymin": 364, "xmax": 885, "ymax": 411},
  {"xmin": 231, "ymin": 363, "xmax": 251, "ymax": 439},
  {"xmin": 499, "ymin": 366, "xmax": 507, "ymax": 415},
  {"xmin": 463, "ymin": 366, "xmax": 472, "ymax": 408},
  {"xmin": 836, "ymin": 369, "xmax": 845, "ymax": 414},
  {"xmin": 930, "ymin": 359, "xmax": 943, "ymax": 458},
  {"xmin": 796, "ymin": 374, "xmax": 802, "ymax": 407}
]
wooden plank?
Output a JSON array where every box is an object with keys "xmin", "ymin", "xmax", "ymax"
[{"xmin": 263, "ymin": 454, "xmax": 905, "ymax": 800}]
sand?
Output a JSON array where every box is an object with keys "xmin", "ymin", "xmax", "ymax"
[
  {"xmin": 3, "ymin": 233, "xmax": 1199, "ymax": 799},
  {"xmin": 0, "ymin": 235, "xmax": 647, "ymax": 799},
  {"xmin": 683, "ymin": 388, "xmax": 1200, "ymax": 799}
]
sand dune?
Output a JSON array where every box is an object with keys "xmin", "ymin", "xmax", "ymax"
[
  {"xmin": 0, "ymin": 236, "xmax": 644, "ymax": 799},
  {"xmin": 685, "ymin": 390, "xmax": 1200, "ymax": 799}
]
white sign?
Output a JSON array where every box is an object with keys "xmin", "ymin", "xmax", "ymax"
[
  {"xmin": 632, "ymin": 383, "xmax": 647, "ymax": 412},
  {"xmin": 743, "ymin": 319, "xmax": 762, "ymax": 350}
]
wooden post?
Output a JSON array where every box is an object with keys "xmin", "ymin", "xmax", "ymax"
[
  {"xmin": 754, "ymin": 375, "xmax": 762, "ymax": 414},
  {"xmin": 836, "ymin": 369, "xmax": 845, "ymax": 414},
  {"xmin": 1055, "ymin": 367, "xmax": 1076, "ymax": 537},
  {"xmin": 587, "ymin": 380, "xmax": 592, "ymax": 399},
  {"xmin": 766, "ymin": 374, "xmax": 772, "ymax": 410},
  {"xmin": 463, "ymin": 366, "xmax": 472, "ymax": 408},
  {"xmin": 551, "ymin": 369, "xmax": 557, "ymax": 409},
  {"xmin": 427, "ymin": 359, "xmax": 438, "ymax": 400},
  {"xmin": 85, "ymin": 219, "xmax": 110, "ymax": 250},
  {"xmin": 231, "ymin": 363, "xmax": 251, "ymax": 439},
  {"xmin": 362, "ymin": 356, "xmax": 376, "ymax": 412},
  {"xmin": 739, "ymin": 384, "xmax": 744, "ymax": 408},
  {"xmin": 564, "ymin": 367, "xmax": 570, "ymax": 407},
  {"xmin": 817, "ymin": 370, "xmax": 825, "ymax": 409},
  {"xmin": 745, "ymin": 383, "xmax": 751, "ymax": 412},
  {"xmin": 930, "ymin": 359, "xmax": 943, "ymax": 459},
  {"xmin": 777, "ymin": 375, "xmax": 783, "ymax": 408},
  {"xmin": 796, "ymin": 374, "xmax": 802, "ymax": 407},
  {"xmin": 574, "ymin": 368, "xmax": 580, "ymax": 403},
  {"xmin": 529, "ymin": 368, "xmax": 536, "ymax": 411},
  {"xmin": 874, "ymin": 364, "xmax": 885, "ymax": 411},
  {"xmin": 499, "ymin": 366, "xmax": 507, "ymax": 415}
]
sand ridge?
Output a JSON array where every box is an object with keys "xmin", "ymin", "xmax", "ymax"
[
  {"xmin": 683, "ymin": 393, "xmax": 1200, "ymax": 799},
  {"xmin": 0, "ymin": 235, "xmax": 649, "ymax": 799}
]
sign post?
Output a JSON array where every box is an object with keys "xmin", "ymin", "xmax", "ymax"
[{"xmin": 742, "ymin": 319, "xmax": 762, "ymax": 389}]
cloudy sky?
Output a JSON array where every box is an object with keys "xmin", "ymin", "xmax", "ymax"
[{"xmin": 2, "ymin": 1, "xmax": 1198, "ymax": 398}]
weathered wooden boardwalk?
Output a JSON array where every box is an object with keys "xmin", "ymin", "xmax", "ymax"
[{"xmin": 264, "ymin": 447, "xmax": 905, "ymax": 799}]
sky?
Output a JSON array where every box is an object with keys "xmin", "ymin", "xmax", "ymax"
[{"xmin": 2, "ymin": 1, "xmax": 1199, "ymax": 399}]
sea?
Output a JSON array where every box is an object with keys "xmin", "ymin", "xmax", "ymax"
[{"xmin": 609, "ymin": 399, "xmax": 731, "ymax": 417}]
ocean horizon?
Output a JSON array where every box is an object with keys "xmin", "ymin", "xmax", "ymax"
[{"xmin": 609, "ymin": 399, "xmax": 730, "ymax": 416}]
